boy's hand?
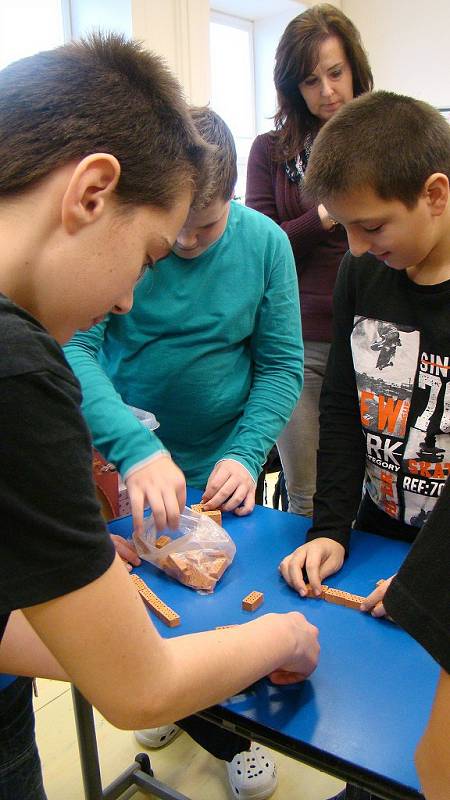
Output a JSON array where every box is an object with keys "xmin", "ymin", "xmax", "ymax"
[
  {"xmin": 360, "ymin": 575, "xmax": 395, "ymax": 617},
  {"xmin": 126, "ymin": 455, "xmax": 186, "ymax": 535},
  {"xmin": 279, "ymin": 538, "xmax": 345, "ymax": 597},
  {"xmin": 268, "ymin": 611, "xmax": 320, "ymax": 684},
  {"xmin": 201, "ymin": 460, "xmax": 256, "ymax": 516},
  {"xmin": 110, "ymin": 534, "xmax": 141, "ymax": 572}
]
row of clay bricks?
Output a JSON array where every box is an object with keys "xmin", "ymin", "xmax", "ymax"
[
  {"xmin": 241, "ymin": 586, "xmax": 369, "ymax": 612},
  {"xmin": 130, "ymin": 575, "xmax": 374, "ymax": 632}
]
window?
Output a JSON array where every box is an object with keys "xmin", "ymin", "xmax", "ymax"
[
  {"xmin": 0, "ymin": 0, "xmax": 69, "ymax": 70},
  {"xmin": 210, "ymin": 12, "xmax": 256, "ymax": 201}
]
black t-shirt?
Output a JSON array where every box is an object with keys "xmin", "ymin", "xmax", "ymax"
[
  {"xmin": 384, "ymin": 478, "xmax": 450, "ymax": 672},
  {"xmin": 308, "ymin": 253, "xmax": 450, "ymax": 551},
  {"xmin": 0, "ymin": 295, "xmax": 114, "ymax": 642}
]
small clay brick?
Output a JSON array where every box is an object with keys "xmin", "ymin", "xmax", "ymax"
[
  {"xmin": 166, "ymin": 552, "xmax": 189, "ymax": 575},
  {"xmin": 322, "ymin": 587, "xmax": 365, "ymax": 610},
  {"xmin": 208, "ymin": 556, "xmax": 229, "ymax": 580},
  {"xmin": 303, "ymin": 584, "xmax": 328, "ymax": 598},
  {"xmin": 242, "ymin": 590, "xmax": 264, "ymax": 612},
  {"xmin": 191, "ymin": 503, "xmax": 222, "ymax": 527},
  {"xmin": 131, "ymin": 574, "xmax": 180, "ymax": 627},
  {"xmin": 155, "ymin": 535, "xmax": 172, "ymax": 549}
]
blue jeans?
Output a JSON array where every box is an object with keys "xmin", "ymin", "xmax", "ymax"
[{"xmin": 0, "ymin": 677, "xmax": 47, "ymax": 800}]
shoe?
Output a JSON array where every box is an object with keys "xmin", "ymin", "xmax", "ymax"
[
  {"xmin": 134, "ymin": 724, "xmax": 181, "ymax": 749},
  {"xmin": 226, "ymin": 742, "xmax": 278, "ymax": 800}
]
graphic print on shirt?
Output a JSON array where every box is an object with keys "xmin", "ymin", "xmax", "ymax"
[{"xmin": 351, "ymin": 316, "xmax": 450, "ymax": 526}]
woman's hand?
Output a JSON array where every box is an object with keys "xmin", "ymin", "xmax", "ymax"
[{"xmin": 318, "ymin": 203, "xmax": 337, "ymax": 231}]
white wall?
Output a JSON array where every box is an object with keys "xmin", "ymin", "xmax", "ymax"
[
  {"xmin": 132, "ymin": 0, "xmax": 210, "ymax": 104},
  {"xmin": 254, "ymin": 6, "xmax": 307, "ymax": 133},
  {"xmin": 342, "ymin": 0, "xmax": 450, "ymax": 107},
  {"xmin": 70, "ymin": 0, "xmax": 210, "ymax": 105}
]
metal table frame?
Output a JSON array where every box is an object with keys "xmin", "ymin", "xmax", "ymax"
[
  {"xmin": 71, "ymin": 686, "xmax": 191, "ymax": 800},
  {"xmin": 72, "ymin": 687, "xmax": 424, "ymax": 800}
]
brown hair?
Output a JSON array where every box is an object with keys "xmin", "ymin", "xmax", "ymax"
[
  {"xmin": 273, "ymin": 3, "xmax": 373, "ymax": 160},
  {"xmin": 0, "ymin": 32, "xmax": 208, "ymax": 208},
  {"xmin": 189, "ymin": 106, "xmax": 237, "ymax": 207},
  {"xmin": 304, "ymin": 91, "xmax": 450, "ymax": 208}
]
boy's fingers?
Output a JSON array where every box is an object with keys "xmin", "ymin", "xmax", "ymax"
[
  {"xmin": 371, "ymin": 601, "xmax": 387, "ymax": 618},
  {"xmin": 163, "ymin": 490, "xmax": 182, "ymax": 531},
  {"xmin": 233, "ymin": 488, "xmax": 256, "ymax": 516},
  {"xmin": 110, "ymin": 534, "xmax": 141, "ymax": 566},
  {"xmin": 304, "ymin": 555, "xmax": 322, "ymax": 596},
  {"xmin": 220, "ymin": 483, "xmax": 247, "ymax": 511},
  {"xmin": 285, "ymin": 554, "xmax": 308, "ymax": 595},
  {"xmin": 204, "ymin": 479, "xmax": 236, "ymax": 511},
  {"xmin": 129, "ymin": 489, "xmax": 145, "ymax": 538},
  {"xmin": 361, "ymin": 585, "xmax": 384, "ymax": 612},
  {"xmin": 268, "ymin": 669, "xmax": 304, "ymax": 685}
]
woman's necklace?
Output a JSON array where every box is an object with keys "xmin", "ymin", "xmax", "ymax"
[{"xmin": 285, "ymin": 133, "xmax": 313, "ymax": 184}]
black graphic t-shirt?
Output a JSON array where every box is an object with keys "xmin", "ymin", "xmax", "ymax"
[{"xmin": 308, "ymin": 252, "xmax": 450, "ymax": 550}]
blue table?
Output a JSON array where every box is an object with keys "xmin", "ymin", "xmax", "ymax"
[{"xmin": 73, "ymin": 493, "xmax": 436, "ymax": 799}]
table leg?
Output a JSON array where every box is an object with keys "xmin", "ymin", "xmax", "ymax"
[{"xmin": 71, "ymin": 686, "xmax": 192, "ymax": 800}]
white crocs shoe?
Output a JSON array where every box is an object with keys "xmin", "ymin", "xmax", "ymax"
[
  {"xmin": 226, "ymin": 743, "xmax": 278, "ymax": 800},
  {"xmin": 134, "ymin": 724, "xmax": 181, "ymax": 749}
]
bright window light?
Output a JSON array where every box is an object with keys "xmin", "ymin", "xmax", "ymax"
[
  {"xmin": 0, "ymin": 0, "xmax": 66, "ymax": 70},
  {"xmin": 210, "ymin": 13, "xmax": 256, "ymax": 201}
]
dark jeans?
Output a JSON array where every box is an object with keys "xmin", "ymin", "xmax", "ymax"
[
  {"xmin": 330, "ymin": 784, "xmax": 383, "ymax": 800},
  {"xmin": 177, "ymin": 716, "xmax": 250, "ymax": 762},
  {"xmin": 0, "ymin": 677, "xmax": 47, "ymax": 800}
]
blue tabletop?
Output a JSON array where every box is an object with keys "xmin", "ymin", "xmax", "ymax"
[{"xmin": 109, "ymin": 491, "xmax": 437, "ymax": 797}]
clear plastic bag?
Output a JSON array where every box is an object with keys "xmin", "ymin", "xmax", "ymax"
[{"xmin": 133, "ymin": 507, "xmax": 236, "ymax": 593}]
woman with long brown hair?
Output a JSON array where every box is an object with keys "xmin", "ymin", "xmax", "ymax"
[{"xmin": 246, "ymin": 4, "xmax": 373, "ymax": 522}]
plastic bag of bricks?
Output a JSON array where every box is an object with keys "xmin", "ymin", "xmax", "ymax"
[{"xmin": 133, "ymin": 507, "xmax": 236, "ymax": 593}]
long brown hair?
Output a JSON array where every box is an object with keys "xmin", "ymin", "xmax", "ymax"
[{"xmin": 273, "ymin": 4, "xmax": 373, "ymax": 161}]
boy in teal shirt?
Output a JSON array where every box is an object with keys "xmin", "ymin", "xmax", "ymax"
[
  {"xmin": 65, "ymin": 108, "xmax": 303, "ymax": 536},
  {"xmin": 65, "ymin": 107, "xmax": 303, "ymax": 800}
]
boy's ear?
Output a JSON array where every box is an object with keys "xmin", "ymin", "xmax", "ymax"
[
  {"xmin": 424, "ymin": 173, "xmax": 449, "ymax": 217},
  {"xmin": 61, "ymin": 154, "xmax": 121, "ymax": 234}
]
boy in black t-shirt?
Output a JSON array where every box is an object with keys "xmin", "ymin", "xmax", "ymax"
[
  {"xmin": 279, "ymin": 91, "xmax": 450, "ymax": 800},
  {"xmin": 0, "ymin": 35, "xmax": 320, "ymax": 800}
]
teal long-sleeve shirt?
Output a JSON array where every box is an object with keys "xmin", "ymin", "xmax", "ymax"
[{"xmin": 65, "ymin": 201, "xmax": 303, "ymax": 488}]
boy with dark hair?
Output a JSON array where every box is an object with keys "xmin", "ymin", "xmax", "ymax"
[
  {"xmin": 0, "ymin": 37, "xmax": 320, "ymax": 800},
  {"xmin": 65, "ymin": 105, "xmax": 304, "ymax": 800},
  {"xmin": 280, "ymin": 89, "xmax": 450, "ymax": 800}
]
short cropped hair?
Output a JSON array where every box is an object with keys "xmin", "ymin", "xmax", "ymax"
[
  {"xmin": 189, "ymin": 107, "xmax": 237, "ymax": 207},
  {"xmin": 0, "ymin": 33, "xmax": 208, "ymax": 208},
  {"xmin": 304, "ymin": 91, "xmax": 450, "ymax": 208},
  {"xmin": 273, "ymin": 3, "xmax": 373, "ymax": 160}
]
